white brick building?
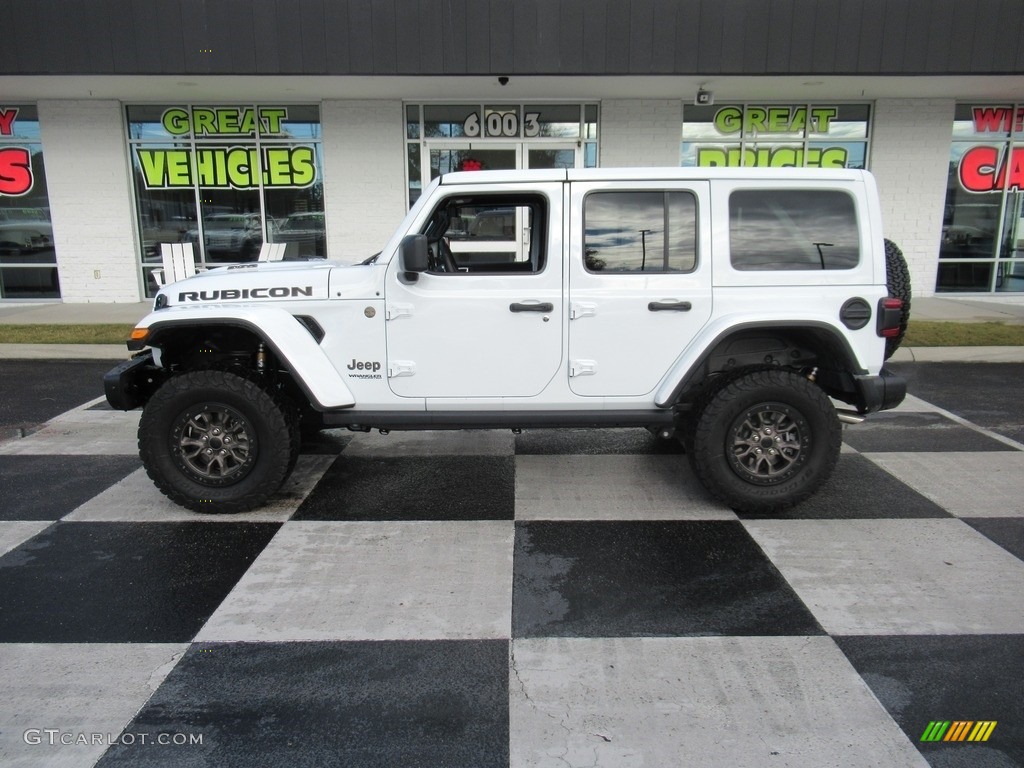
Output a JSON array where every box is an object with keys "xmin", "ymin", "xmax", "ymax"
[{"xmin": 1, "ymin": 1, "xmax": 1022, "ymax": 302}]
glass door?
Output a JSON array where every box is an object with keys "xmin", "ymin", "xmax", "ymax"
[
  {"xmin": 427, "ymin": 143, "xmax": 520, "ymax": 180},
  {"xmin": 526, "ymin": 144, "xmax": 580, "ymax": 170}
]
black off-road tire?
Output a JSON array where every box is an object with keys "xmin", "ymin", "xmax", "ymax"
[
  {"xmin": 138, "ymin": 369, "xmax": 298, "ymax": 513},
  {"xmin": 884, "ymin": 239, "xmax": 912, "ymax": 360},
  {"xmin": 689, "ymin": 369, "xmax": 841, "ymax": 514}
]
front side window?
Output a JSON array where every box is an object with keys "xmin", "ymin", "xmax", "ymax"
[
  {"xmin": 584, "ymin": 191, "xmax": 697, "ymax": 273},
  {"xmin": 421, "ymin": 194, "xmax": 547, "ymax": 274},
  {"xmin": 729, "ymin": 189, "xmax": 859, "ymax": 271}
]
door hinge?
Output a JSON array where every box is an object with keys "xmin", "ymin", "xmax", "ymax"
[
  {"xmin": 569, "ymin": 360, "xmax": 598, "ymax": 377},
  {"xmin": 388, "ymin": 361, "xmax": 416, "ymax": 378},
  {"xmin": 569, "ymin": 301, "xmax": 597, "ymax": 320},
  {"xmin": 386, "ymin": 303, "xmax": 414, "ymax": 321}
]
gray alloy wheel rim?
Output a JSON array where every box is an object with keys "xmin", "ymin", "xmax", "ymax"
[
  {"xmin": 726, "ymin": 404, "xmax": 805, "ymax": 485},
  {"xmin": 173, "ymin": 403, "xmax": 255, "ymax": 483}
]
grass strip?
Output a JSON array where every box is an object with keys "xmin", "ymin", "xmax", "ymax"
[
  {"xmin": 0, "ymin": 324, "xmax": 134, "ymax": 345},
  {"xmin": 903, "ymin": 321, "xmax": 1024, "ymax": 347}
]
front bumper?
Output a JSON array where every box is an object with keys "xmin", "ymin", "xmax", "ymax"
[
  {"xmin": 104, "ymin": 351, "xmax": 163, "ymax": 410},
  {"xmin": 853, "ymin": 367, "xmax": 907, "ymax": 414}
]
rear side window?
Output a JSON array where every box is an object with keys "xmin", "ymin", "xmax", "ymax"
[
  {"xmin": 584, "ymin": 191, "xmax": 697, "ymax": 273},
  {"xmin": 729, "ymin": 189, "xmax": 860, "ymax": 270}
]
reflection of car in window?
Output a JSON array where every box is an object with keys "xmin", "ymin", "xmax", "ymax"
[
  {"xmin": 274, "ymin": 212, "xmax": 326, "ymax": 259},
  {"xmin": 0, "ymin": 207, "xmax": 53, "ymax": 256},
  {"xmin": 182, "ymin": 213, "xmax": 268, "ymax": 262}
]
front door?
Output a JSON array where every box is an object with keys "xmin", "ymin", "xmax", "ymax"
[
  {"xmin": 385, "ymin": 184, "xmax": 564, "ymax": 400},
  {"xmin": 568, "ymin": 181, "xmax": 713, "ymax": 397}
]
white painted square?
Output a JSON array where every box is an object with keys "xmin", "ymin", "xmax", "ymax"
[
  {"xmin": 744, "ymin": 519, "xmax": 1024, "ymax": 634},
  {"xmin": 510, "ymin": 636, "xmax": 926, "ymax": 768},
  {"xmin": 196, "ymin": 520, "xmax": 514, "ymax": 641},
  {"xmin": 0, "ymin": 405, "xmax": 139, "ymax": 456},
  {"xmin": 862, "ymin": 451, "xmax": 1024, "ymax": 518},
  {"xmin": 0, "ymin": 643, "xmax": 188, "ymax": 768},
  {"xmin": 0, "ymin": 522, "xmax": 52, "ymax": 556},
  {"xmin": 515, "ymin": 455, "xmax": 735, "ymax": 520},
  {"xmin": 63, "ymin": 456, "xmax": 335, "ymax": 522}
]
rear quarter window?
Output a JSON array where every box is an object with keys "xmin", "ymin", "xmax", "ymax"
[{"xmin": 729, "ymin": 189, "xmax": 860, "ymax": 271}]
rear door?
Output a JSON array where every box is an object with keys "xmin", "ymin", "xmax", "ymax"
[{"xmin": 567, "ymin": 181, "xmax": 713, "ymax": 397}]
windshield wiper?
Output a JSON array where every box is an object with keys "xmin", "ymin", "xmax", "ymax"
[{"xmin": 360, "ymin": 252, "xmax": 382, "ymax": 265}]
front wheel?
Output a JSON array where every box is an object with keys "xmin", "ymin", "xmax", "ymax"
[
  {"xmin": 688, "ymin": 369, "xmax": 841, "ymax": 514},
  {"xmin": 138, "ymin": 369, "xmax": 298, "ymax": 513}
]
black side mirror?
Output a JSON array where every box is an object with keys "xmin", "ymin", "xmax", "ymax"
[{"xmin": 398, "ymin": 234, "xmax": 429, "ymax": 283}]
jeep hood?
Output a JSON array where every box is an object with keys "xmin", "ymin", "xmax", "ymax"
[{"xmin": 157, "ymin": 260, "xmax": 382, "ymax": 307}]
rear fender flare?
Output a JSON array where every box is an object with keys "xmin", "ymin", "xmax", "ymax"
[{"xmin": 655, "ymin": 319, "xmax": 866, "ymax": 407}]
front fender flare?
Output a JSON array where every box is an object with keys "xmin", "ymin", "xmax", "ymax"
[{"xmin": 130, "ymin": 306, "xmax": 355, "ymax": 410}]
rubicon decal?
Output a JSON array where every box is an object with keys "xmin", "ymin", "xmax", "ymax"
[{"xmin": 177, "ymin": 286, "xmax": 314, "ymax": 302}]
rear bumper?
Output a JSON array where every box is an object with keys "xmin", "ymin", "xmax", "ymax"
[
  {"xmin": 104, "ymin": 351, "xmax": 162, "ymax": 410},
  {"xmin": 853, "ymin": 367, "xmax": 907, "ymax": 414}
]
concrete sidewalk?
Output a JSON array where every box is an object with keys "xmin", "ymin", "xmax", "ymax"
[{"xmin": 0, "ymin": 296, "xmax": 1023, "ymax": 362}]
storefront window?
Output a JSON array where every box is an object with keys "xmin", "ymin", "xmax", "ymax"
[
  {"xmin": 0, "ymin": 105, "xmax": 59, "ymax": 300},
  {"xmin": 405, "ymin": 103, "xmax": 599, "ymax": 207},
  {"xmin": 127, "ymin": 104, "xmax": 325, "ymax": 296},
  {"xmin": 938, "ymin": 104, "xmax": 1024, "ymax": 292},
  {"xmin": 681, "ymin": 103, "xmax": 871, "ymax": 169}
]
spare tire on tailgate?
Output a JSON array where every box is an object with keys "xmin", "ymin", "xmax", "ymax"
[{"xmin": 883, "ymin": 239, "xmax": 911, "ymax": 360}]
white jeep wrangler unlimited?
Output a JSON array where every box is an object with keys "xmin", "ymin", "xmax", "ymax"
[{"xmin": 106, "ymin": 167, "xmax": 909, "ymax": 514}]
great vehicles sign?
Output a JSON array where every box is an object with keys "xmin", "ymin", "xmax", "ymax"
[{"xmin": 134, "ymin": 106, "xmax": 317, "ymax": 191}]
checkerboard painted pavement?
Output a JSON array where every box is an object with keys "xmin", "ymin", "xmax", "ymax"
[{"xmin": 1, "ymin": 391, "xmax": 1022, "ymax": 767}]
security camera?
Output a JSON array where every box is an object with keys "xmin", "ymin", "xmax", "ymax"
[
  {"xmin": 498, "ymin": 76, "xmax": 509, "ymax": 86},
  {"xmin": 695, "ymin": 87, "xmax": 713, "ymax": 106}
]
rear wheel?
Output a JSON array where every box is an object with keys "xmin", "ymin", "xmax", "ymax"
[
  {"xmin": 689, "ymin": 369, "xmax": 841, "ymax": 513},
  {"xmin": 138, "ymin": 369, "xmax": 297, "ymax": 513}
]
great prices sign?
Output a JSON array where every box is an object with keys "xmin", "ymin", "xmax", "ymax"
[
  {"xmin": 134, "ymin": 106, "xmax": 317, "ymax": 190},
  {"xmin": 0, "ymin": 108, "xmax": 32, "ymax": 197},
  {"xmin": 958, "ymin": 107, "xmax": 1024, "ymax": 193},
  {"xmin": 695, "ymin": 105, "xmax": 850, "ymax": 168}
]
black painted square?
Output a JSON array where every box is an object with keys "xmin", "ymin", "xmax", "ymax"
[
  {"xmin": 0, "ymin": 522, "xmax": 280, "ymax": 642},
  {"xmin": 841, "ymin": 412, "xmax": 1016, "ymax": 452},
  {"xmin": 836, "ymin": 635, "xmax": 1024, "ymax": 766},
  {"xmin": 0, "ymin": 455, "xmax": 141, "ymax": 520},
  {"xmin": 962, "ymin": 517, "xmax": 1024, "ymax": 563},
  {"xmin": 515, "ymin": 427, "xmax": 685, "ymax": 455},
  {"xmin": 295, "ymin": 455, "xmax": 514, "ymax": 521},
  {"xmin": 734, "ymin": 454, "xmax": 951, "ymax": 520},
  {"xmin": 512, "ymin": 520, "xmax": 823, "ymax": 638},
  {"xmin": 96, "ymin": 640, "xmax": 509, "ymax": 768}
]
